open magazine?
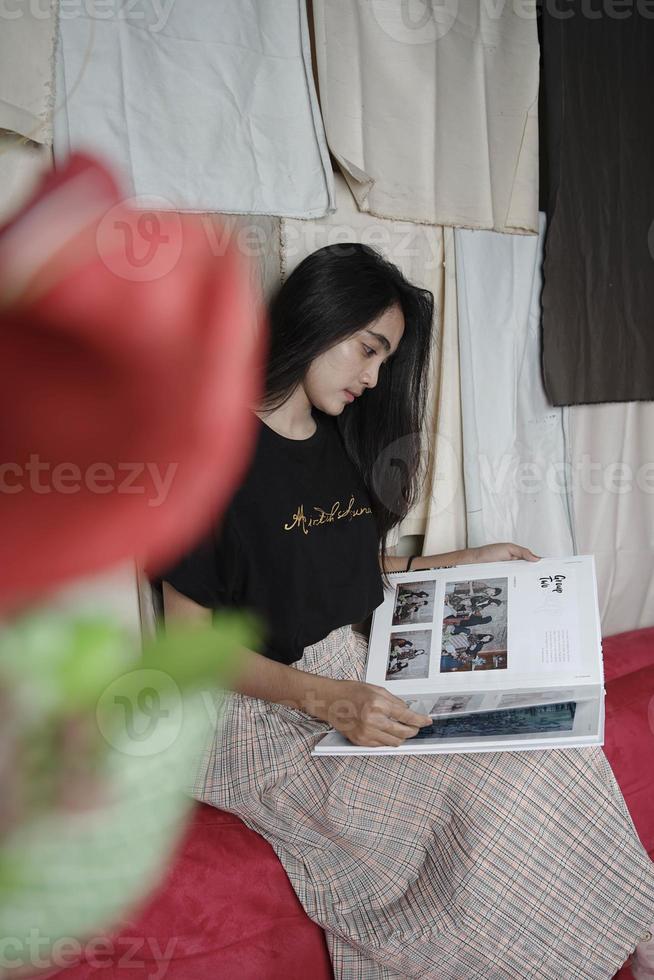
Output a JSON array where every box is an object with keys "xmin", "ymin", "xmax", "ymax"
[{"xmin": 313, "ymin": 555, "xmax": 604, "ymax": 756}]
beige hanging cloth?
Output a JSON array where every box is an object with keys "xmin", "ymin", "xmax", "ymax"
[
  {"xmin": 0, "ymin": 0, "xmax": 58, "ymax": 144},
  {"xmin": 312, "ymin": 0, "xmax": 539, "ymax": 234},
  {"xmin": 282, "ymin": 174, "xmax": 466, "ymax": 555},
  {"xmin": 568, "ymin": 403, "xmax": 654, "ymax": 635},
  {"xmin": 419, "ymin": 226, "xmax": 466, "ymax": 557},
  {"xmin": 0, "ymin": 134, "xmax": 51, "ymax": 223}
]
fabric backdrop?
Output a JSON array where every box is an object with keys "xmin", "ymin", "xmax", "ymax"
[
  {"xmin": 568, "ymin": 401, "xmax": 654, "ymax": 634},
  {"xmin": 312, "ymin": 0, "xmax": 539, "ymax": 234},
  {"xmin": 54, "ymin": 0, "xmax": 335, "ymax": 217},
  {"xmin": 540, "ymin": 2, "xmax": 654, "ymax": 405},
  {"xmin": 0, "ymin": 0, "xmax": 57, "ymax": 144},
  {"xmin": 455, "ymin": 213, "xmax": 574, "ymax": 559},
  {"xmin": 0, "ymin": 134, "xmax": 52, "ymax": 223}
]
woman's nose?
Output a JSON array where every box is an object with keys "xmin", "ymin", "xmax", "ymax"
[{"xmin": 361, "ymin": 363, "xmax": 380, "ymax": 389}]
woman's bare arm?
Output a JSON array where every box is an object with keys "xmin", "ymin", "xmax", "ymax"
[
  {"xmin": 162, "ymin": 581, "xmax": 213, "ymax": 624},
  {"xmin": 162, "ymin": 581, "xmax": 341, "ymax": 714},
  {"xmin": 161, "ymin": 582, "xmax": 430, "ymax": 746},
  {"xmin": 381, "ymin": 550, "xmax": 468, "ymax": 573},
  {"xmin": 380, "ymin": 542, "xmax": 539, "ymax": 574}
]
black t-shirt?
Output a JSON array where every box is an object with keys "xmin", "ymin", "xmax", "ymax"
[{"xmin": 153, "ymin": 409, "xmax": 384, "ymax": 664}]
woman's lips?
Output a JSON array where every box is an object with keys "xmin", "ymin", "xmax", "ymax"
[{"xmin": 343, "ymin": 390, "xmax": 355, "ymax": 402}]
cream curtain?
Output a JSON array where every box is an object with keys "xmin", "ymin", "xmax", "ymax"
[
  {"xmin": 568, "ymin": 403, "xmax": 654, "ymax": 635},
  {"xmin": 0, "ymin": 0, "xmax": 57, "ymax": 144},
  {"xmin": 419, "ymin": 226, "xmax": 466, "ymax": 557},
  {"xmin": 0, "ymin": 133, "xmax": 51, "ymax": 223},
  {"xmin": 312, "ymin": 0, "xmax": 539, "ymax": 234}
]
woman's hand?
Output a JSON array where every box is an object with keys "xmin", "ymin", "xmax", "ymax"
[
  {"xmin": 466, "ymin": 542, "xmax": 540, "ymax": 564},
  {"xmin": 312, "ymin": 679, "xmax": 432, "ymax": 748}
]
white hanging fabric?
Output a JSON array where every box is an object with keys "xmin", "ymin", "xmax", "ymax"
[
  {"xmin": 568, "ymin": 403, "xmax": 654, "ymax": 635},
  {"xmin": 54, "ymin": 0, "xmax": 335, "ymax": 217},
  {"xmin": 312, "ymin": 0, "xmax": 539, "ymax": 234},
  {"xmin": 0, "ymin": 0, "xmax": 57, "ymax": 144},
  {"xmin": 282, "ymin": 174, "xmax": 466, "ymax": 556},
  {"xmin": 455, "ymin": 213, "xmax": 574, "ymax": 557}
]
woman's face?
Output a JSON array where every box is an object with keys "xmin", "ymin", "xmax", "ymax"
[{"xmin": 302, "ymin": 303, "xmax": 405, "ymax": 415}]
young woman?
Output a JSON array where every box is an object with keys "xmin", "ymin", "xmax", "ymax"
[{"xmin": 158, "ymin": 244, "xmax": 654, "ymax": 979}]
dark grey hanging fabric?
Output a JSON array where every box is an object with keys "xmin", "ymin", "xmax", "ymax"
[{"xmin": 540, "ymin": 2, "xmax": 654, "ymax": 406}]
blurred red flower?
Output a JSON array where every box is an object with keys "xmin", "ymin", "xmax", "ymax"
[{"xmin": 0, "ymin": 154, "xmax": 267, "ymax": 612}]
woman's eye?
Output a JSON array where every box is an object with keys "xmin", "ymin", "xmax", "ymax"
[{"xmin": 363, "ymin": 345, "xmax": 376, "ymax": 358}]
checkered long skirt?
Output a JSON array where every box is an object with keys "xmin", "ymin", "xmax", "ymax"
[{"xmin": 190, "ymin": 624, "xmax": 654, "ymax": 979}]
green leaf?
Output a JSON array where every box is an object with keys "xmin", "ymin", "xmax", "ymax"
[{"xmin": 140, "ymin": 609, "xmax": 264, "ymax": 689}]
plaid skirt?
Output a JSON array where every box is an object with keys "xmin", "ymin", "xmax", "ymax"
[{"xmin": 190, "ymin": 624, "xmax": 654, "ymax": 979}]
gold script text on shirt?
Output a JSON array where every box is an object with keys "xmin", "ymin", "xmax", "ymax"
[{"xmin": 283, "ymin": 494, "xmax": 372, "ymax": 535}]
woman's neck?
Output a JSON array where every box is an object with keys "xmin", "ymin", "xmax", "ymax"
[{"xmin": 253, "ymin": 387, "xmax": 317, "ymax": 440}]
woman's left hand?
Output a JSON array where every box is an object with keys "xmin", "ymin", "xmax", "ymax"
[{"xmin": 466, "ymin": 542, "xmax": 540, "ymax": 564}]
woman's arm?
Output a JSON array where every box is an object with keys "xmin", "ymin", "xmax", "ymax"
[
  {"xmin": 381, "ymin": 550, "xmax": 468, "ymax": 573},
  {"xmin": 162, "ymin": 583, "xmax": 431, "ymax": 746},
  {"xmin": 162, "ymin": 582, "xmax": 337, "ymax": 710},
  {"xmin": 381, "ymin": 542, "xmax": 539, "ymax": 574}
]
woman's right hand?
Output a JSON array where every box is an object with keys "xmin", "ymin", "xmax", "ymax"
[
  {"xmin": 215, "ymin": 639, "xmax": 432, "ymax": 748},
  {"xmin": 311, "ymin": 678, "xmax": 432, "ymax": 747}
]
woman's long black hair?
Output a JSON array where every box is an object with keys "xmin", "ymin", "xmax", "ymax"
[{"xmin": 260, "ymin": 243, "xmax": 435, "ymax": 589}]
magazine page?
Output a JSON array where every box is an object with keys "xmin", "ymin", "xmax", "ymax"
[
  {"xmin": 313, "ymin": 690, "xmax": 604, "ymax": 757},
  {"xmin": 364, "ymin": 555, "xmax": 602, "ymax": 701},
  {"xmin": 408, "ymin": 684, "xmax": 603, "ymax": 719}
]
